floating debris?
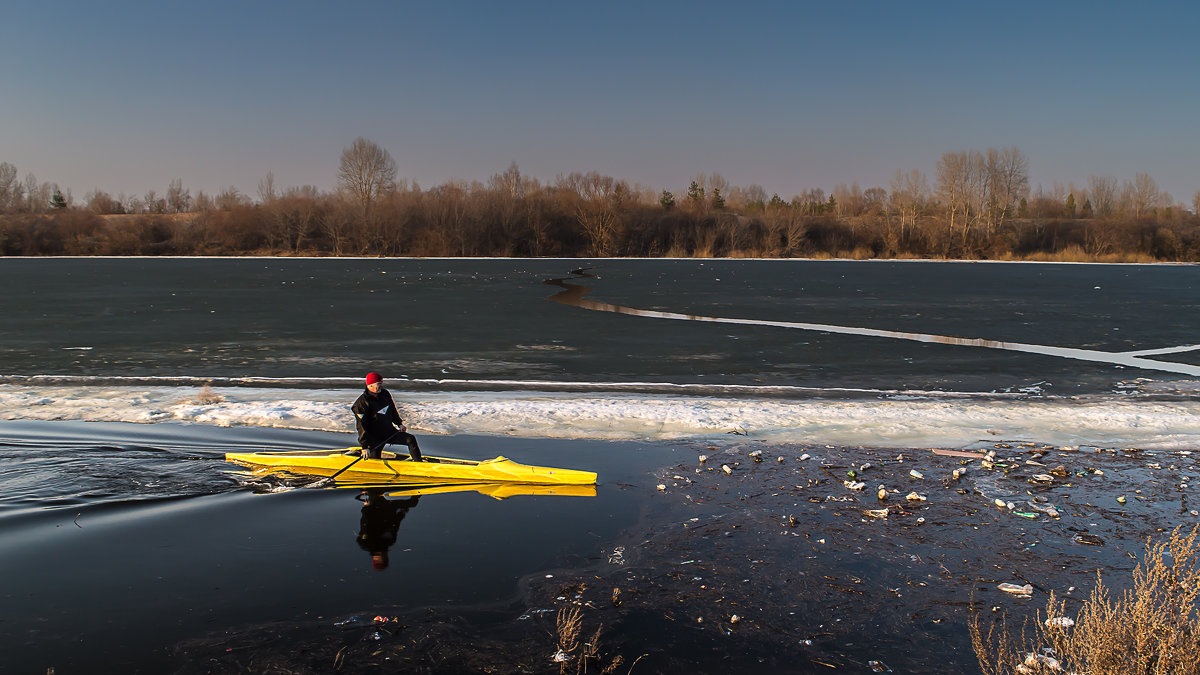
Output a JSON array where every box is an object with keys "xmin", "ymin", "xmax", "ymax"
[
  {"xmin": 998, "ymin": 582, "xmax": 1033, "ymax": 597},
  {"xmin": 864, "ymin": 508, "xmax": 889, "ymax": 519},
  {"xmin": 1045, "ymin": 617, "xmax": 1075, "ymax": 629},
  {"xmin": 1072, "ymin": 533, "xmax": 1104, "ymax": 546},
  {"xmin": 722, "ymin": 465, "xmax": 733, "ymax": 475},
  {"xmin": 909, "ymin": 469, "xmax": 923, "ymax": 479},
  {"xmin": 905, "ymin": 492, "xmax": 926, "ymax": 502}
]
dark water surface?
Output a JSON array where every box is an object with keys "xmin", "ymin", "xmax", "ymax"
[
  {"xmin": 3, "ymin": 258, "xmax": 1198, "ymax": 394},
  {"xmin": 0, "ymin": 420, "xmax": 679, "ymax": 673},
  {"xmin": 3, "ymin": 259, "xmax": 1198, "ymax": 672}
]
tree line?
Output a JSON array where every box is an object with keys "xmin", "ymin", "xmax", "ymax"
[{"xmin": 3, "ymin": 140, "xmax": 1200, "ymax": 260}]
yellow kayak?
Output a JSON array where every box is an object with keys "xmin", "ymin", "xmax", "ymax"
[{"xmin": 225, "ymin": 448, "xmax": 598, "ymax": 485}]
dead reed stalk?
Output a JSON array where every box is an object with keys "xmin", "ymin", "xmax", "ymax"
[{"xmin": 192, "ymin": 383, "xmax": 224, "ymax": 405}]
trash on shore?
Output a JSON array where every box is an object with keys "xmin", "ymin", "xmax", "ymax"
[{"xmin": 1023, "ymin": 652, "xmax": 1061, "ymax": 671}]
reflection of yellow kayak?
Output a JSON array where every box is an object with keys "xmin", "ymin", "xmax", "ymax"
[
  {"xmin": 340, "ymin": 478, "xmax": 596, "ymax": 500},
  {"xmin": 224, "ymin": 448, "xmax": 597, "ymax": 485}
]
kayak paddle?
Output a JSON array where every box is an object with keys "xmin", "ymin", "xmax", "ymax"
[{"xmin": 324, "ymin": 430, "xmax": 402, "ymax": 483}]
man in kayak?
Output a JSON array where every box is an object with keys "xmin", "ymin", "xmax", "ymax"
[{"xmin": 352, "ymin": 372, "xmax": 424, "ymax": 461}]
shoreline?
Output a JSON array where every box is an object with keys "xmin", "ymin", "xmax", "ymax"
[{"xmin": 1, "ymin": 254, "xmax": 1194, "ymax": 265}]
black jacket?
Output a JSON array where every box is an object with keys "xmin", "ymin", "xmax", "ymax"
[{"xmin": 352, "ymin": 387, "xmax": 404, "ymax": 449}]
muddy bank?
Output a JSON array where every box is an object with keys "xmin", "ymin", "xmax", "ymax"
[{"xmin": 173, "ymin": 439, "xmax": 1195, "ymax": 674}]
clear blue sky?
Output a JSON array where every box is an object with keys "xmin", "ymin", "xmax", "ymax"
[{"xmin": 3, "ymin": 0, "xmax": 1198, "ymax": 205}]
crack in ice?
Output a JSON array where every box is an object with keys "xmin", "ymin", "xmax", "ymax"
[{"xmin": 547, "ymin": 279, "xmax": 1200, "ymax": 377}]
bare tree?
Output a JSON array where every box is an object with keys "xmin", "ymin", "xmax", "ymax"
[
  {"xmin": 832, "ymin": 182, "xmax": 864, "ymax": 218},
  {"xmin": 23, "ymin": 173, "xmax": 47, "ymax": 212},
  {"xmin": 215, "ymin": 186, "xmax": 249, "ymax": 210},
  {"xmin": 558, "ymin": 171, "xmax": 626, "ymax": 255},
  {"xmin": 1087, "ymin": 175, "xmax": 1118, "ymax": 217},
  {"xmin": 0, "ymin": 162, "xmax": 17, "ymax": 213},
  {"xmin": 86, "ymin": 190, "xmax": 123, "ymax": 214},
  {"xmin": 983, "ymin": 146, "xmax": 1029, "ymax": 234},
  {"xmin": 320, "ymin": 199, "xmax": 354, "ymax": 255},
  {"xmin": 1129, "ymin": 172, "xmax": 1159, "ymax": 219},
  {"xmin": 337, "ymin": 137, "xmax": 396, "ymax": 219},
  {"xmin": 167, "ymin": 178, "xmax": 191, "ymax": 213},
  {"xmin": 890, "ymin": 168, "xmax": 929, "ymax": 244},
  {"xmin": 706, "ymin": 172, "xmax": 730, "ymax": 200},
  {"xmin": 729, "ymin": 183, "xmax": 767, "ymax": 210},
  {"xmin": 488, "ymin": 162, "xmax": 531, "ymax": 248},
  {"xmin": 936, "ymin": 151, "xmax": 985, "ymax": 249},
  {"xmin": 257, "ymin": 171, "xmax": 277, "ymax": 204}
]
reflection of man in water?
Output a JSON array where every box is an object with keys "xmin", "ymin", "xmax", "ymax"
[{"xmin": 356, "ymin": 488, "xmax": 420, "ymax": 571}]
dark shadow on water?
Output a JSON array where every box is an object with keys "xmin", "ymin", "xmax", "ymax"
[{"xmin": 355, "ymin": 488, "xmax": 419, "ymax": 572}]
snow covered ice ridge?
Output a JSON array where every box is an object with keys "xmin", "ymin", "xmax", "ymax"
[{"xmin": 4, "ymin": 384, "xmax": 1200, "ymax": 449}]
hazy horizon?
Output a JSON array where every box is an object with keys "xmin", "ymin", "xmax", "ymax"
[{"xmin": 4, "ymin": 1, "xmax": 1198, "ymax": 204}]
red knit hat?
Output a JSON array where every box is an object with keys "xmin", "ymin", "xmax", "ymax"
[{"xmin": 365, "ymin": 372, "xmax": 382, "ymax": 385}]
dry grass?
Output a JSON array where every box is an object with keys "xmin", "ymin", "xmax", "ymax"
[
  {"xmin": 554, "ymin": 605, "xmax": 623, "ymax": 674},
  {"xmin": 1018, "ymin": 244, "xmax": 1159, "ymax": 263},
  {"xmin": 191, "ymin": 383, "xmax": 224, "ymax": 405},
  {"xmin": 971, "ymin": 525, "xmax": 1200, "ymax": 675}
]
